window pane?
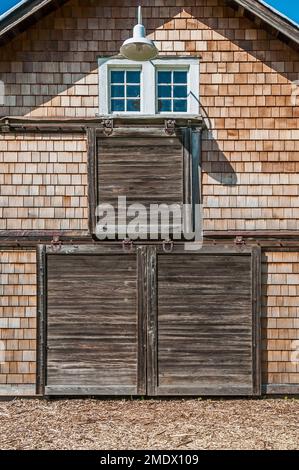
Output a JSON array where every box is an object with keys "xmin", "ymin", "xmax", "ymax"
[
  {"xmin": 127, "ymin": 99, "xmax": 140, "ymax": 112},
  {"xmin": 111, "ymin": 85, "xmax": 125, "ymax": 97},
  {"xmin": 111, "ymin": 99, "xmax": 125, "ymax": 112},
  {"xmin": 111, "ymin": 71, "xmax": 125, "ymax": 83},
  {"xmin": 173, "ymin": 85, "xmax": 187, "ymax": 98},
  {"xmin": 158, "ymin": 99, "xmax": 172, "ymax": 112},
  {"xmin": 158, "ymin": 71, "xmax": 172, "ymax": 84},
  {"xmin": 173, "ymin": 71, "xmax": 187, "ymax": 84},
  {"xmin": 158, "ymin": 86, "xmax": 171, "ymax": 98},
  {"xmin": 173, "ymin": 99, "xmax": 187, "ymax": 112},
  {"xmin": 127, "ymin": 85, "xmax": 140, "ymax": 98},
  {"xmin": 127, "ymin": 71, "xmax": 140, "ymax": 83}
]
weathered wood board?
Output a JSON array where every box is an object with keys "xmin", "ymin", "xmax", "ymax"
[
  {"xmin": 44, "ymin": 248, "xmax": 141, "ymax": 395},
  {"xmin": 97, "ymin": 136, "xmax": 184, "ymax": 210}
]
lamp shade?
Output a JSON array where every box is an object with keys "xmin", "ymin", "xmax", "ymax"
[{"xmin": 120, "ymin": 7, "xmax": 158, "ymax": 61}]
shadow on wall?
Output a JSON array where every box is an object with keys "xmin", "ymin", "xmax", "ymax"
[
  {"xmin": 201, "ymin": 129, "xmax": 238, "ymax": 186},
  {"xmin": 200, "ymin": 102, "xmax": 238, "ymax": 186},
  {"xmin": 0, "ymin": 0, "xmax": 297, "ymax": 118}
]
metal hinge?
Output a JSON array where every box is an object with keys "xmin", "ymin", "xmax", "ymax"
[
  {"xmin": 164, "ymin": 119, "xmax": 176, "ymax": 136},
  {"xmin": 122, "ymin": 238, "xmax": 133, "ymax": 253},
  {"xmin": 102, "ymin": 118, "xmax": 114, "ymax": 136},
  {"xmin": 51, "ymin": 235, "xmax": 62, "ymax": 252}
]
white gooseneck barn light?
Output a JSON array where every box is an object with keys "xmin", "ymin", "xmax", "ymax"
[{"xmin": 120, "ymin": 6, "xmax": 158, "ymax": 61}]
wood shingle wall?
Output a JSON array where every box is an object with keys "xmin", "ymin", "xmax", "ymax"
[
  {"xmin": 0, "ymin": 133, "xmax": 88, "ymax": 231},
  {"xmin": 0, "ymin": 250, "xmax": 36, "ymax": 395},
  {"xmin": 262, "ymin": 252, "xmax": 299, "ymax": 389}
]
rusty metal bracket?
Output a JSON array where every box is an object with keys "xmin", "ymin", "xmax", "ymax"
[
  {"xmin": 164, "ymin": 119, "xmax": 176, "ymax": 136},
  {"xmin": 122, "ymin": 238, "xmax": 133, "ymax": 253},
  {"xmin": 0, "ymin": 119, "xmax": 10, "ymax": 133},
  {"xmin": 51, "ymin": 235, "xmax": 62, "ymax": 253},
  {"xmin": 102, "ymin": 118, "xmax": 114, "ymax": 136},
  {"xmin": 163, "ymin": 239, "xmax": 174, "ymax": 253},
  {"xmin": 234, "ymin": 236, "xmax": 246, "ymax": 247}
]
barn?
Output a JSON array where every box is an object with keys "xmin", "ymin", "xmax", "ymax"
[{"xmin": 0, "ymin": 0, "xmax": 298, "ymax": 397}]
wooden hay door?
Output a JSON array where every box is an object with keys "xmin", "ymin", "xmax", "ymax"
[{"xmin": 37, "ymin": 245, "xmax": 261, "ymax": 397}]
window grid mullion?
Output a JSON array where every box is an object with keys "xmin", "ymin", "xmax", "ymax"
[
  {"xmin": 171, "ymin": 70, "xmax": 174, "ymax": 112},
  {"xmin": 124, "ymin": 71, "xmax": 127, "ymax": 112}
]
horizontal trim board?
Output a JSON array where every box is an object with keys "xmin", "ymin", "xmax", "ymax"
[
  {"xmin": 152, "ymin": 386, "xmax": 255, "ymax": 396},
  {"xmin": 156, "ymin": 245, "xmax": 253, "ymax": 254},
  {"xmin": 43, "ymin": 244, "xmax": 254, "ymax": 255},
  {"xmin": 44, "ymin": 245, "xmax": 138, "ymax": 255},
  {"xmin": 2, "ymin": 241, "xmax": 299, "ymax": 251},
  {"xmin": 2, "ymin": 231, "xmax": 299, "ymax": 243},
  {"xmin": 0, "ymin": 230, "xmax": 89, "ymax": 238},
  {"xmin": 0, "ymin": 116, "xmax": 204, "ymax": 133},
  {"xmin": 0, "ymin": 385, "xmax": 36, "ymax": 396},
  {"xmin": 205, "ymin": 231, "xmax": 299, "ymax": 238},
  {"xmin": 264, "ymin": 384, "xmax": 299, "ymax": 395},
  {"xmin": 45, "ymin": 386, "xmax": 138, "ymax": 396}
]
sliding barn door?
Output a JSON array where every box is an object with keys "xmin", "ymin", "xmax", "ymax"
[
  {"xmin": 38, "ymin": 245, "xmax": 260, "ymax": 397},
  {"xmin": 147, "ymin": 246, "xmax": 261, "ymax": 396},
  {"xmin": 38, "ymin": 245, "xmax": 146, "ymax": 396}
]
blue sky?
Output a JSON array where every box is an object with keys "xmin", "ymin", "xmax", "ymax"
[
  {"xmin": 0, "ymin": 0, "xmax": 298, "ymax": 24},
  {"xmin": 0, "ymin": 0, "xmax": 21, "ymax": 16}
]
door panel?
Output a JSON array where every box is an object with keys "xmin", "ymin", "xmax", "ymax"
[
  {"xmin": 147, "ymin": 247, "xmax": 261, "ymax": 396},
  {"xmin": 40, "ymin": 246, "xmax": 145, "ymax": 396}
]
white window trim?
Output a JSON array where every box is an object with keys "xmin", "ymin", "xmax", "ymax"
[{"xmin": 98, "ymin": 56, "xmax": 200, "ymax": 116}]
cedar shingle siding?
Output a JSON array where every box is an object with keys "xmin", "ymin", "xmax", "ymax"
[
  {"xmin": 0, "ymin": 250, "xmax": 36, "ymax": 395},
  {"xmin": 0, "ymin": 0, "xmax": 298, "ymax": 395},
  {"xmin": 0, "ymin": 134, "xmax": 88, "ymax": 231}
]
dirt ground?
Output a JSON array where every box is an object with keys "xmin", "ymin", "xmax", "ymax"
[{"xmin": 0, "ymin": 398, "xmax": 298, "ymax": 450}]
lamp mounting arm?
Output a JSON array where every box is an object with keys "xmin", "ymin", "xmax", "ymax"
[{"xmin": 138, "ymin": 5, "xmax": 142, "ymax": 25}]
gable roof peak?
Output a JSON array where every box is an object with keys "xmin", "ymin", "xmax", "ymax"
[{"xmin": 0, "ymin": 0, "xmax": 298, "ymax": 49}]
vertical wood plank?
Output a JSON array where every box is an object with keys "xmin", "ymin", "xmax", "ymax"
[
  {"xmin": 183, "ymin": 127, "xmax": 192, "ymax": 236},
  {"xmin": 252, "ymin": 245, "xmax": 262, "ymax": 396},
  {"xmin": 36, "ymin": 244, "xmax": 47, "ymax": 396},
  {"xmin": 137, "ymin": 246, "xmax": 147, "ymax": 395},
  {"xmin": 147, "ymin": 245, "xmax": 157, "ymax": 396},
  {"xmin": 87, "ymin": 127, "xmax": 97, "ymax": 236},
  {"xmin": 191, "ymin": 127, "xmax": 201, "ymax": 233},
  {"xmin": 191, "ymin": 128, "xmax": 201, "ymax": 204}
]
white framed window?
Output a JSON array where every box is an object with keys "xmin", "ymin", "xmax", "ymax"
[{"xmin": 98, "ymin": 57, "xmax": 200, "ymax": 116}]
